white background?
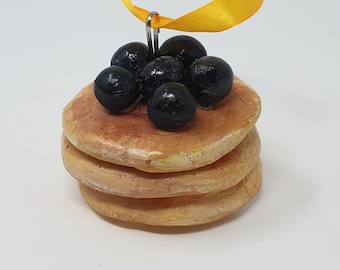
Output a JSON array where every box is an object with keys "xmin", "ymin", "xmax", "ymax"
[{"xmin": 1, "ymin": 0, "xmax": 339, "ymax": 269}]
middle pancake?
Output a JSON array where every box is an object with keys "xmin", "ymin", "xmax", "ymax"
[{"xmin": 62, "ymin": 128, "xmax": 260, "ymax": 198}]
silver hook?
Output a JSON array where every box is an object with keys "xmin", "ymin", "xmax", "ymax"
[{"xmin": 146, "ymin": 11, "xmax": 160, "ymax": 59}]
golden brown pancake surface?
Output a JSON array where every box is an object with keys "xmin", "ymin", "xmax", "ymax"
[
  {"xmin": 79, "ymin": 161, "xmax": 262, "ymax": 226},
  {"xmin": 62, "ymin": 77, "xmax": 261, "ymax": 172},
  {"xmin": 62, "ymin": 128, "xmax": 260, "ymax": 198}
]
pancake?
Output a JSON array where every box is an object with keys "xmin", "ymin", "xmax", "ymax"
[
  {"xmin": 62, "ymin": 77, "xmax": 261, "ymax": 173},
  {"xmin": 78, "ymin": 161, "xmax": 262, "ymax": 226},
  {"xmin": 62, "ymin": 127, "xmax": 260, "ymax": 198}
]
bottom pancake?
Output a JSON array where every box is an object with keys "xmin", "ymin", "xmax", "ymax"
[{"xmin": 79, "ymin": 161, "xmax": 262, "ymax": 226}]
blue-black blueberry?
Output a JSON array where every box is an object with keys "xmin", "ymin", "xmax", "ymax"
[
  {"xmin": 188, "ymin": 56, "xmax": 233, "ymax": 108},
  {"xmin": 139, "ymin": 56, "xmax": 184, "ymax": 98},
  {"xmin": 147, "ymin": 82, "xmax": 196, "ymax": 130},
  {"xmin": 160, "ymin": 35, "xmax": 207, "ymax": 69},
  {"xmin": 111, "ymin": 42, "xmax": 150, "ymax": 78},
  {"xmin": 94, "ymin": 66, "xmax": 142, "ymax": 113}
]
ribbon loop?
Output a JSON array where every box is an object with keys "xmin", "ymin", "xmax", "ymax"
[{"xmin": 121, "ymin": 0, "xmax": 263, "ymax": 32}]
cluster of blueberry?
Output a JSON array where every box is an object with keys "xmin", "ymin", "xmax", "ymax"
[{"xmin": 94, "ymin": 35, "xmax": 233, "ymax": 130}]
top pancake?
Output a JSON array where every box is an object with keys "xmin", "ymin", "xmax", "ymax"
[{"xmin": 62, "ymin": 77, "xmax": 261, "ymax": 173}]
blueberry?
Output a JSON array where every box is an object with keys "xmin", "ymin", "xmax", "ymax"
[
  {"xmin": 160, "ymin": 35, "xmax": 207, "ymax": 69},
  {"xmin": 139, "ymin": 56, "xmax": 184, "ymax": 98},
  {"xmin": 94, "ymin": 66, "xmax": 142, "ymax": 113},
  {"xmin": 111, "ymin": 42, "xmax": 150, "ymax": 77},
  {"xmin": 147, "ymin": 82, "xmax": 196, "ymax": 130},
  {"xmin": 188, "ymin": 56, "xmax": 233, "ymax": 108}
]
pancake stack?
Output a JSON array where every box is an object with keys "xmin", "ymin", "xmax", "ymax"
[{"xmin": 61, "ymin": 77, "xmax": 262, "ymax": 226}]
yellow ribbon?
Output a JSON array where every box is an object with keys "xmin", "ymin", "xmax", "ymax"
[{"xmin": 121, "ymin": 0, "xmax": 263, "ymax": 32}]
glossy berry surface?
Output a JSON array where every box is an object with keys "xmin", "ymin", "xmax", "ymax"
[
  {"xmin": 188, "ymin": 56, "xmax": 233, "ymax": 108},
  {"xmin": 94, "ymin": 66, "xmax": 142, "ymax": 113},
  {"xmin": 160, "ymin": 35, "xmax": 207, "ymax": 69},
  {"xmin": 147, "ymin": 82, "xmax": 196, "ymax": 130},
  {"xmin": 139, "ymin": 56, "xmax": 184, "ymax": 98},
  {"xmin": 111, "ymin": 42, "xmax": 150, "ymax": 77}
]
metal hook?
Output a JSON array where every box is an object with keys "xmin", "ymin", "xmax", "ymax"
[{"xmin": 146, "ymin": 11, "xmax": 160, "ymax": 59}]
